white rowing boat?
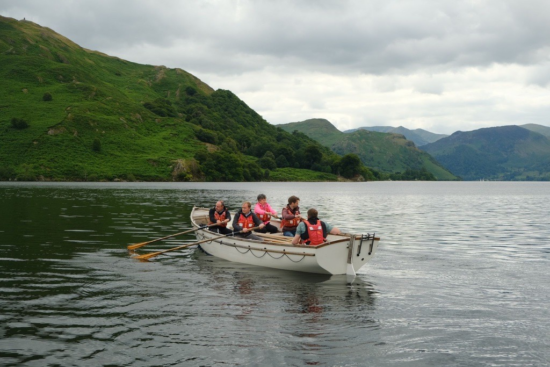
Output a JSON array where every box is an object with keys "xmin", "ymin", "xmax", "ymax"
[{"xmin": 191, "ymin": 207, "xmax": 380, "ymax": 276}]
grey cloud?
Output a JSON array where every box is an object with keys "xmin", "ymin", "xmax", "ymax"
[
  {"xmin": 3, "ymin": 0, "xmax": 550, "ymax": 132},
  {"xmin": 4, "ymin": 0, "xmax": 550, "ymax": 76}
]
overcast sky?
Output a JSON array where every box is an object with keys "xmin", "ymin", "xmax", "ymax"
[{"xmin": 2, "ymin": 0, "xmax": 550, "ymax": 134}]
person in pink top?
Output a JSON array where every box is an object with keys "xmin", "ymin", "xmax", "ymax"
[{"xmin": 253, "ymin": 193, "xmax": 279, "ymax": 234}]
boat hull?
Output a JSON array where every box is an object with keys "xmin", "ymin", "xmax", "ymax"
[{"xmin": 191, "ymin": 207, "xmax": 379, "ymax": 275}]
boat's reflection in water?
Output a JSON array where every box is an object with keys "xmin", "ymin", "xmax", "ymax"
[{"xmin": 193, "ymin": 250, "xmax": 379, "ymax": 343}]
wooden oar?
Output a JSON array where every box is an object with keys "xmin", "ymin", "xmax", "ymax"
[
  {"xmin": 127, "ymin": 222, "xmax": 221, "ymax": 250},
  {"xmin": 256, "ymin": 232, "xmax": 293, "ymax": 243},
  {"xmin": 133, "ymin": 226, "xmax": 260, "ymax": 261}
]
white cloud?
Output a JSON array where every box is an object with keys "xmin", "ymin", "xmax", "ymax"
[{"xmin": 526, "ymin": 62, "xmax": 550, "ymax": 88}]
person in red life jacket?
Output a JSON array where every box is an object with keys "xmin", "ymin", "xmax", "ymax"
[
  {"xmin": 291, "ymin": 208, "xmax": 341, "ymax": 246},
  {"xmin": 208, "ymin": 200, "xmax": 233, "ymax": 235},
  {"xmin": 253, "ymin": 194, "xmax": 278, "ymax": 234},
  {"xmin": 232, "ymin": 201, "xmax": 264, "ymax": 241},
  {"xmin": 281, "ymin": 195, "xmax": 302, "ymax": 237}
]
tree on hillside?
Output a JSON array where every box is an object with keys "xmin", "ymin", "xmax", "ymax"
[
  {"xmin": 259, "ymin": 151, "xmax": 277, "ymax": 170},
  {"xmin": 195, "ymin": 127, "xmax": 218, "ymax": 144},
  {"xmin": 143, "ymin": 98, "xmax": 177, "ymax": 117},
  {"xmin": 220, "ymin": 137, "xmax": 238, "ymax": 152},
  {"xmin": 11, "ymin": 118, "xmax": 29, "ymax": 129},
  {"xmin": 304, "ymin": 145, "xmax": 323, "ymax": 168},
  {"xmin": 0, "ymin": 166, "xmax": 16, "ymax": 180},
  {"xmin": 276, "ymin": 155, "xmax": 289, "ymax": 168},
  {"xmin": 243, "ymin": 161, "xmax": 264, "ymax": 181},
  {"xmin": 275, "ymin": 146, "xmax": 295, "ymax": 167},
  {"xmin": 201, "ymin": 151, "xmax": 244, "ymax": 181},
  {"xmin": 339, "ymin": 154, "xmax": 363, "ymax": 178}
]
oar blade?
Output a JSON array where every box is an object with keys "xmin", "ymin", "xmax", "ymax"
[
  {"xmin": 127, "ymin": 241, "xmax": 150, "ymax": 250},
  {"xmin": 133, "ymin": 252, "xmax": 161, "ymax": 261}
]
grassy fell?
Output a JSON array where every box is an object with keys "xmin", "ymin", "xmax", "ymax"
[{"xmin": 0, "ymin": 17, "xmax": 221, "ymax": 181}]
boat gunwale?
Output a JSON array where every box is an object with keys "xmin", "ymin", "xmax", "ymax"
[{"xmin": 191, "ymin": 206, "xmax": 379, "ymax": 249}]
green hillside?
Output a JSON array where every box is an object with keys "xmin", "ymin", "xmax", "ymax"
[
  {"xmin": 345, "ymin": 126, "xmax": 448, "ymax": 146},
  {"xmin": 0, "ymin": 16, "xmax": 363, "ymax": 182},
  {"xmin": 280, "ymin": 118, "xmax": 343, "ymax": 146},
  {"xmin": 421, "ymin": 126, "xmax": 550, "ymax": 180},
  {"xmin": 279, "ymin": 119, "xmax": 458, "ymax": 180}
]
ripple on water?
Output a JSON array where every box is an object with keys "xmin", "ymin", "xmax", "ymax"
[{"xmin": 1, "ymin": 182, "xmax": 549, "ymax": 366}]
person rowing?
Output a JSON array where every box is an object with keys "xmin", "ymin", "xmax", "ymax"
[
  {"xmin": 281, "ymin": 195, "xmax": 302, "ymax": 237},
  {"xmin": 292, "ymin": 208, "xmax": 341, "ymax": 246},
  {"xmin": 208, "ymin": 200, "xmax": 233, "ymax": 235},
  {"xmin": 233, "ymin": 201, "xmax": 265, "ymax": 241},
  {"xmin": 253, "ymin": 193, "xmax": 279, "ymax": 234}
]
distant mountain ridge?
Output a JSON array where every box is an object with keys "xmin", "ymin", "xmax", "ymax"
[
  {"xmin": 345, "ymin": 126, "xmax": 448, "ymax": 146},
  {"xmin": 278, "ymin": 119, "xmax": 458, "ymax": 180},
  {"xmin": 421, "ymin": 125, "xmax": 550, "ymax": 180},
  {"xmin": 521, "ymin": 124, "xmax": 550, "ymax": 138}
]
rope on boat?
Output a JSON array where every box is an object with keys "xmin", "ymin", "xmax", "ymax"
[
  {"xmin": 234, "ymin": 246, "xmax": 268, "ymax": 258},
  {"xmin": 195, "ymin": 227, "xmax": 313, "ymax": 262},
  {"xmin": 280, "ymin": 253, "xmax": 306, "ymax": 263},
  {"xmin": 218, "ymin": 241, "xmax": 309, "ymax": 262},
  {"xmin": 266, "ymin": 252, "xmax": 286, "ymax": 260}
]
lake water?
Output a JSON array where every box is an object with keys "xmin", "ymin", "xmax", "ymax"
[{"xmin": 0, "ymin": 181, "xmax": 549, "ymax": 366}]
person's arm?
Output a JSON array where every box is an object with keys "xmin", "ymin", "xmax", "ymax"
[
  {"xmin": 209, "ymin": 209, "xmax": 217, "ymax": 223},
  {"xmin": 225, "ymin": 210, "xmax": 231, "ymax": 223},
  {"xmin": 291, "ymin": 222, "xmax": 305, "ymax": 245},
  {"xmin": 254, "ymin": 203, "xmax": 265, "ymax": 215},
  {"xmin": 325, "ymin": 222, "xmax": 341, "ymax": 235},
  {"xmin": 329, "ymin": 227, "xmax": 341, "ymax": 235},
  {"xmin": 266, "ymin": 203, "xmax": 277, "ymax": 216},
  {"xmin": 232, "ymin": 212, "xmax": 242, "ymax": 232},
  {"xmin": 251, "ymin": 213, "xmax": 265, "ymax": 229},
  {"xmin": 282, "ymin": 208, "xmax": 294, "ymax": 220}
]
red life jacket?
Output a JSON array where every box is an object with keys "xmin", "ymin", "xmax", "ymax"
[
  {"xmin": 280, "ymin": 206, "xmax": 301, "ymax": 229},
  {"xmin": 209, "ymin": 210, "xmax": 228, "ymax": 227},
  {"xmin": 301, "ymin": 219, "xmax": 326, "ymax": 246},
  {"xmin": 237, "ymin": 213, "xmax": 255, "ymax": 229}
]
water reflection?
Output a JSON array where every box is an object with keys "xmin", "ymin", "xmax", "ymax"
[{"xmin": 194, "ymin": 252, "xmax": 380, "ymax": 356}]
